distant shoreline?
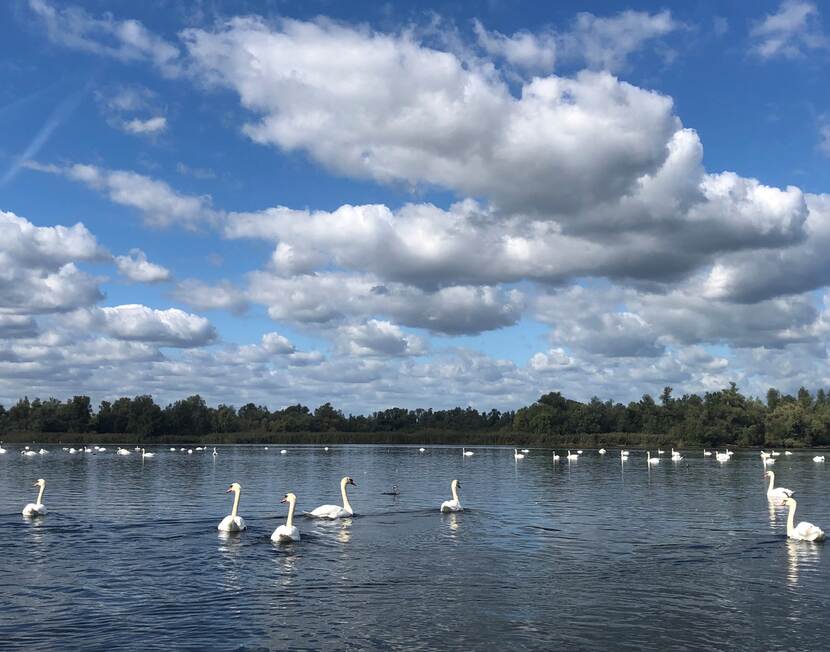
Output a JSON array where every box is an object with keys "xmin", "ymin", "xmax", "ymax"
[{"xmin": 0, "ymin": 430, "xmax": 816, "ymax": 449}]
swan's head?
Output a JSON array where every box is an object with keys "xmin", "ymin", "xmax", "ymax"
[
  {"xmin": 281, "ymin": 492, "xmax": 297, "ymax": 504},
  {"xmin": 34, "ymin": 478, "xmax": 45, "ymax": 488},
  {"xmin": 226, "ymin": 482, "xmax": 241, "ymax": 494},
  {"xmin": 342, "ymin": 476, "xmax": 356, "ymax": 487},
  {"xmin": 784, "ymin": 497, "xmax": 796, "ymax": 507}
]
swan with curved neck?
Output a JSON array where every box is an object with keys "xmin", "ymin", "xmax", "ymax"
[
  {"xmin": 514, "ymin": 449, "xmax": 525, "ymax": 459},
  {"xmin": 646, "ymin": 451, "xmax": 659, "ymax": 464},
  {"xmin": 309, "ymin": 476, "xmax": 356, "ymax": 519},
  {"xmin": 440, "ymin": 479, "xmax": 463, "ymax": 512},
  {"xmin": 272, "ymin": 492, "xmax": 300, "ymax": 542},
  {"xmin": 217, "ymin": 482, "xmax": 247, "ymax": 532},
  {"xmin": 765, "ymin": 470, "xmax": 793, "ymax": 502},
  {"xmin": 22, "ymin": 479, "xmax": 47, "ymax": 516},
  {"xmin": 783, "ymin": 497, "xmax": 825, "ymax": 541}
]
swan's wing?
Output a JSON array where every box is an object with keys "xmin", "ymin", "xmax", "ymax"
[
  {"xmin": 308, "ymin": 504, "xmax": 340, "ymax": 518},
  {"xmin": 795, "ymin": 522, "xmax": 825, "ymax": 541}
]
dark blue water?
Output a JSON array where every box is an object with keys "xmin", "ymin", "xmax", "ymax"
[{"xmin": 1, "ymin": 445, "xmax": 828, "ymax": 650}]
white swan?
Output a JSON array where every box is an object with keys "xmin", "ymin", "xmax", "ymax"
[
  {"xmin": 22, "ymin": 479, "xmax": 47, "ymax": 516},
  {"xmin": 462, "ymin": 447, "xmax": 474, "ymax": 457},
  {"xmin": 217, "ymin": 482, "xmax": 247, "ymax": 532},
  {"xmin": 418, "ymin": 447, "xmax": 425, "ymax": 452},
  {"xmin": 117, "ymin": 448, "xmax": 130, "ymax": 456},
  {"xmin": 22, "ymin": 450, "xmax": 36, "ymax": 457},
  {"xmin": 552, "ymin": 451, "xmax": 560, "ymax": 461},
  {"xmin": 771, "ymin": 450, "xmax": 781, "ymax": 457},
  {"xmin": 813, "ymin": 455, "xmax": 825, "ymax": 462},
  {"xmin": 187, "ymin": 449, "xmax": 193, "ymax": 454},
  {"xmin": 521, "ymin": 448, "xmax": 530, "ymax": 454},
  {"xmin": 765, "ymin": 470, "xmax": 793, "ymax": 502},
  {"xmin": 760, "ymin": 450, "xmax": 770, "ymax": 459},
  {"xmin": 567, "ymin": 450, "xmax": 579, "ymax": 460},
  {"xmin": 577, "ymin": 449, "xmax": 583, "ymax": 454},
  {"xmin": 68, "ymin": 447, "xmax": 78, "ymax": 454},
  {"xmin": 764, "ymin": 456, "xmax": 776, "ymax": 466},
  {"xmin": 141, "ymin": 448, "xmax": 155, "ymax": 458},
  {"xmin": 671, "ymin": 448, "xmax": 683, "ymax": 460},
  {"xmin": 783, "ymin": 497, "xmax": 825, "ymax": 541},
  {"xmin": 169, "ymin": 447, "xmax": 176, "ymax": 452},
  {"xmin": 38, "ymin": 448, "xmax": 48, "ymax": 455},
  {"xmin": 620, "ymin": 450, "xmax": 629, "ymax": 460},
  {"xmin": 598, "ymin": 448, "xmax": 606, "ymax": 454},
  {"xmin": 280, "ymin": 449, "xmax": 287, "ymax": 455},
  {"xmin": 440, "ymin": 479, "xmax": 463, "ymax": 512},
  {"xmin": 657, "ymin": 449, "xmax": 665, "ymax": 455},
  {"xmin": 271, "ymin": 492, "xmax": 300, "ymax": 543},
  {"xmin": 726, "ymin": 449, "xmax": 734, "ymax": 456},
  {"xmin": 646, "ymin": 451, "xmax": 659, "ymax": 465},
  {"xmin": 785, "ymin": 451, "xmax": 793, "ymax": 456},
  {"xmin": 325, "ymin": 446, "xmax": 330, "ymax": 452},
  {"xmin": 0, "ymin": 445, "xmax": 6, "ymax": 454},
  {"xmin": 213, "ymin": 447, "xmax": 217, "ymax": 457},
  {"xmin": 715, "ymin": 451, "xmax": 730, "ymax": 462},
  {"xmin": 514, "ymin": 448, "xmax": 525, "ymax": 459},
  {"xmin": 703, "ymin": 449, "xmax": 712, "ymax": 456},
  {"xmin": 308, "ymin": 477, "xmax": 356, "ymax": 519}
]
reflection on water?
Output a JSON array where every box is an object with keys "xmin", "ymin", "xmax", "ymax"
[{"xmin": 1, "ymin": 445, "xmax": 829, "ymax": 650}]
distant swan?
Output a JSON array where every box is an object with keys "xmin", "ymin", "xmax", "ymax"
[
  {"xmin": 703, "ymin": 449, "xmax": 712, "ymax": 456},
  {"xmin": 213, "ymin": 447, "xmax": 217, "ymax": 457},
  {"xmin": 141, "ymin": 448, "xmax": 155, "ymax": 458},
  {"xmin": 671, "ymin": 448, "xmax": 683, "ymax": 461},
  {"xmin": 418, "ymin": 447, "xmax": 425, "ymax": 452},
  {"xmin": 116, "ymin": 448, "xmax": 130, "ymax": 455},
  {"xmin": 783, "ymin": 497, "xmax": 825, "ymax": 541},
  {"xmin": 760, "ymin": 450, "xmax": 770, "ymax": 459},
  {"xmin": 646, "ymin": 451, "xmax": 659, "ymax": 465},
  {"xmin": 715, "ymin": 451, "xmax": 730, "ymax": 462},
  {"xmin": 22, "ymin": 479, "xmax": 47, "ymax": 517},
  {"xmin": 567, "ymin": 450, "xmax": 579, "ymax": 460},
  {"xmin": 813, "ymin": 455, "xmax": 825, "ymax": 462},
  {"xmin": 308, "ymin": 476, "xmax": 356, "ymax": 519},
  {"xmin": 514, "ymin": 449, "xmax": 525, "ymax": 460},
  {"xmin": 217, "ymin": 482, "xmax": 247, "ymax": 532},
  {"xmin": 657, "ymin": 449, "xmax": 665, "ymax": 455},
  {"xmin": 552, "ymin": 451, "xmax": 560, "ymax": 461},
  {"xmin": 0, "ymin": 445, "xmax": 6, "ymax": 454},
  {"xmin": 784, "ymin": 451, "xmax": 793, "ymax": 456},
  {"xmin": 577, "ymin": 449, "xmax": 583, "ymax": 454},
  {"xmin": 765, "ymin": 470, "xmax": 793, "ymax": 502},
  {"xmin": 598, "ymin": 448, "xmax": 606, "ymax": 454},
  {"xmin": 440, "ymin": 479, "xmax": 463, "ymax": 512},
  {"xmin": 280, "ymin": 449, "xmax": 287, "ymax": 455},
  {"xmin": 462, "ymin": 447, "xmax": 474, "ymax": 457},
  {"xmin": 271, "ymin": 492, "xmax": 300, "ymax": 543},
  {"xmin": 521, "ymin": 448, "xmax": 530, "ymax": 454}
]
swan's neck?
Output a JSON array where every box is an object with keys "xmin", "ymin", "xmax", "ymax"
[
  {"xmin": 341, "ymin": 481, "xmax": 352, "ymax": 513},
  {"xmin": 451, "ymin": 483, "xmax": 460, "ymax": 502},
  {"xmin": 231, "ymin": 489, "xmax": 241, "ymax": 518},
  {"xmin": 767, "ymin": 473, "xmax": 775, "ymax": 493},
  {"xmin": 787, "ymin": 500, "xmax": 796, "ymax": 536},
  {"xmin": 286, "ymin": 498, "xmax": 296, "ymax": 529},
  {"xmin": 36, "ymin": 484, "xmax": 45, "ymax": 505}
]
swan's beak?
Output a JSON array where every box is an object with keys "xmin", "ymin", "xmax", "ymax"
[
  {"xmin": 457, "ymin": 481, "xmax": 462, "ymax": 488},
  {"xmin": 280, "ymin": 495, "xmax": 288, "ymax": 504},
  {"xmin": 348, "ymin": 478, "xmax": 356, "ymax": 486},
  {"xmin": 225, "ymin": 486, "xmax": 233, "ymax": 493}
]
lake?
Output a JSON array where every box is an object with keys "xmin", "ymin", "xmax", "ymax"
[{"xmin": 1, "ymin": 445, "xmax": 829, "ymax": 650}]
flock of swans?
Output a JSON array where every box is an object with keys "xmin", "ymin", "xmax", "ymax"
[{"xmin": 8, "ymin": 444, "xmax": 828, "ymax": 543}]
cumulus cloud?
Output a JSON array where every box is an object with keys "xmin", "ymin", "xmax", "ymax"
[
  {"xmin": 171, "ymin": 279, "xmax": 248, "ymax": 313},
  {"xmin": 750, "ymin": 0, "xmax": 828, "ymax": 59},
  {"xmin": 337, "ymin": 320, "xmax": 427, "ymax": 357},
  {"xmin": 70, "ymin": 305, "xmax": 216, "ymax": 347},
  {"xmin": 115, "ymin": 248, "xmax": 171, "ymax": 283},
  {"xmin": 27, "ymin": 0, "xmax": 181, "ymax": 75},
  {"xmin": 472, "ymin": 20, "xmax": 556, "ymax": 72},
  {"xmin": 26, "ymin": 161, "xmax": 218, "ymax": 229},
  {"xmin": 122, "ymin": 116, "xmax": 167, "ymax": 135},
  {"xmin": 0, "ymin": 210, "xmax": 105, "ymax": 314}
]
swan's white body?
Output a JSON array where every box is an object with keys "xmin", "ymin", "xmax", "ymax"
[
  {"xmin": 308, "ymin": 476, "xmax": 356, "ymax": 519},
  {"xmin": 785, "ymin": 451, "xmax": 793, "ymax": 456},
  {"xmin": 418, "ymin": 447, "xmax": 425, "ymax": 452},
  {"xmin": 118, "ymin": 447, "xmax": 132, "ymax": 455},
  {"xmin": 567, "ymin": 450, "xmax": 579, "ymax": 460},
  {"xmin": 68, "ymin": 447, "xmax": 77, "ymax": 454},
  {"xmin": 440, "ymin": 479, "xmax": 463, "ymax": 512},
  {"xmin": 38, "ymin": 449, "xmax": 48, "ymax": 455},
  {"xmin": 703, "ymin": 449, "xmax": 712, "ymax": 456},
  {"xmin": 764, "ymin": 457, "xmax": 776, "ymax": 465},
  {"xmin": 657, "ymin": 449, "xmax": 665, "ymax": 455},
  {"xmin": 462, "ymin": 448, "xmax": 474, "ymax": 457},
  {"xmin": 620, "ymin": 450, "xmax": 629, "ymax": 460},
  {"xmin": 760, "ymin": 450, "xmax": 770, "ymax": 459},
  {"xmin": 784, "ymin": 498, "xmax": 825, "ymax": 541},
  {"xmin": 514, "ymin": 449, "xmax": 525, "ymax": 460},
  {"xmin": 552, "ymin": 452, "xmax": 560, "ymax": 461},
  {"xmin": 218, "ymin": 482, "xmax": 247, "ymax": 532},
  {"xmin": 0, "ymin": 446, "xmax": 6, "ymax": 454},
  {"xmin": 671, "ymin": 448, "xmax": 683, "ymax": 461},
  {"xmin": 22, "ymin": 479, "xmax": 47, "ymax": 516},
  {"xmin": 771, "ymin": 451, "xmax": 780, "ymax": 457},
  {"xmin": 598, "ymin": 448, "xmax": 606, "ymax": 454},
  {"xmin": 280, "ymin": 449, "xmax": 287, "ymax": 455},
  {"xmin": 272, "ymin": 492, "xmax": 300, "ymax": 542},
  {"xmin": 716, "ymin": 451, "xmax": 730, "ymax": 462},
  {"xmin": 141, "ymin": 448, "xmax": 155, "ymax": 458},
  {"xmin": 170, "ymin": 448, "xmax": 176, "ymax": 452},
  {"xmin": 325, "ymin": 446, "xmax": 330, "ymax": 451},
  {"xmin": 521, "ymin": 448, "xmax": 530, "ymax": 454},
  {"xmin": 646, "ymin": 451, "xmax": 659, "ymax": 465},
  {"xmin": 22, "ymin": 450, "xmax": 36, "ymax": 457},
  {"xmin": 765, "ymin": 471, "xmax": 793, "ymax": 502},
  {"xmin": 813, "ymin": 456, "xmax": 825, "ymax": 462}
]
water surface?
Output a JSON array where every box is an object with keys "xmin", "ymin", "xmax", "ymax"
[{"xmin": 1, "ymin": 445, "xmax": 828, "ymax": 650}]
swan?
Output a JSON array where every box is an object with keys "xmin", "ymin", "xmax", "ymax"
[
  {"xmin": 620, "ymin": 450, "xmax": 629, "ymax": 460},
  {"xmin": 38, "ymin": 448, "xmax": 48, "ymax": 455},
  {"xmin": 22, "ymin": 479, "xmax": 47, "ymax": 516},
  {"xmin": 760, "ymin": 450, "xmax": 770, "ymax": 459},
  {"xmin": 22, "ymin": 450, "xmax": 36, "ymax": 457},
  {"xmin": 598, "ymin": 448, "xmax": 606, "ymax": 454},
  {"xmin": 280, "ymin": 449, "xmax": 287, "ymax": 455},
  {"xmin": 785, "ymin": 451, "xmax": 793, "ymax": 456},
  {"xmin": 783, "ymin": 497, "xmax": 825, "ymax": 541},
  {"xmin": 657, "ymin": 449, "xmax": 665, "ymax": 455},
  {"xmin": 308, "ymin": 476, "xmax": 357, "ymax": 519},
  {"xmin": 567, "ymin": 450, "xmax": 579, "ymax": 460},
  {"xmin": 462, "ymin": 447, "xmax": 474, "ymax": 457},
  {"xmin": 195, "ymin": 447, "xmax": 203, "ymax": 451},
  {"xmin": 671, "ymin": 448, "xmax": 682, "ymax": 460},
  {"xmin": 325, "ymin": 446, "xmax": 330, "ymax": 451},
  {"xmin": 271, "ymin": 492, "xmax": 301, "ymax": 543},
  {"xmin": 771, "ymin": 450, "xmax": 781, "ymax": 457},
  {"xmin": 715, "ymin": 451, "xmax": 730, "ymax": 462},
  {"xmin": 217, "ymin": 482, "xmax": 247, "ymax": 532},
  {"xmin": 141, "ymin": 448, "xmax": 155, "ymax": 458},
  {"xmin": 179, "ymin": 447, "xmax": 185, "ymax": 452},
  {"xmin": 552, "ymin": 451, "xmax": 560, "ymax": 461},
  {"xmin": 703, "ymin": 449, "xmax": 712, "ymax": 456},
  {"xmin": 813, "ymin": 455, "xmax": 825, "ymax": 462},
  {"xmin": 418, "ymin": 447, "xmax": 425, "ymax": 452},
  {"xmin": 514, "ymin": 449, "xmax": 525, "ymax": 460},
  {"xmin": 68, "ymin": 447, "xmax": 78, "ymax": 454},
  {"xmin": 765, "ymin": 470, "xmax": 793, "ymax": 502},
  {"xmin": 212, "ymin": 447, "xmax": 217, "ymax": 457},
  {"xmin": 764, "ymin": 456, "xmax": 776, "ymax": 465},
  {"xmin": 134, "ymin": 446, "xmax": 141, "ymax": 451},
  {"xmin": 0, "ymin": 445, "xmax": 6, "ymax": 454},
  {"xmin": 169, "ymin": 447, "xmax": 176, "ymax": 452},
  {"xmin": 187, "ymin": 449, "xmax": 193, "ymax": 454},
  {"xmin": 440, "ymin": 479, "xmax": 463, "ymax": 512},
  {"xmin": 577, "ymin": 449, "xmax": 583, "ymax": 454},
  {"xmin": 117, "ymin": 448, "xmax": 130, "ymax": 455},
  {"xmin": 646, "ymin": 451, "xmax": 659, "ymax": 465},
  {"xmin": 726, "ymin": 449, "xmax": 734, "ymax": 456}
]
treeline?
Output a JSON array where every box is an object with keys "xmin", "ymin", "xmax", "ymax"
[{"xmin": 1, "ymin": 383, "xmax": 830, "ymax": 447}]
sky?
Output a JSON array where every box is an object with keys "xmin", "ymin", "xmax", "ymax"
[{"xmin": 2, "ymin": 0, "xmax": 830, "ymax": 413}]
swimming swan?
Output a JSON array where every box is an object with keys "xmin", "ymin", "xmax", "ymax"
[
  {"xmin": 462, "ymin": 447, "xmax": 474, "ymax": 457},
  {"xmin": 646, "ymin": 451, "xmax": 659, "ymax": 465},
  {"xmin": 813, "ymin": 456, "xmax": 825, "ymax": 462},
  {"xmin": 783, "ymin": 497, "xmax": 825, "ymax": 542},
  {"xmin": 716, "ymin": 451, "xmax": 730, "ymax": 462},
  {"xmin": 271, "ymin": 492, "xmax": 300, "ymax": 543},
  {"xmin": 141, "ymin": 448, "xmax": 155, "ymax": 458},
  {"xmin": 567, "ymin": 450, "xmax": 579, "ymax": 460},
  {"xmin": 765, "ymin": 470, "xmax": 793, "ymax": 502},
  {"xmin": 598, "ymin": 448, "xmax": 606, "ymax": 454},
  {"xmin": 217, "ymin": 482, "xmax": 247, "ymax": 532},
  {"xmin": 22, "ymin": 479, "xmax": 47, "ymax": 516},
  {"xmin": 440, "ymin": 479, "xmax": 463, "ymax": 512},
  {"xmin": 514, "ymin": 449, "xmax": 525, "ymax": 460},
  {"xmin": 308, "ymin": 476, "xmax": 357, "ymax": 519}
]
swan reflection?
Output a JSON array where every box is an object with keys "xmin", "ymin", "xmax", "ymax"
[{"xmin": 786, "ymin": 539, "xmax": 820, "ymax": 588}]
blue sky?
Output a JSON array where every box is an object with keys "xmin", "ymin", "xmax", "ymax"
[{"xmin": 2, "ymin": 0, "xmax": 830, "ymax": 412}]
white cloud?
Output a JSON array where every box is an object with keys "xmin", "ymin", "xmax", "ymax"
[
  {"xmin": 69, "ymin": 305, "xmax": 216, "ymax": 348},
  {"xmin": 115, "ymin": 248, "xmax": 171, "ymax": 283},
  {"xmin": 472, "ymin": 20, "xmax": 556, "ymax": 72},
  {"xmin": 171, "ymin": 279, "xmax": 248, "ymax": 313},
  {"xmin": 750, "ymin": 0, "xmax": 827, "ymax": 59},
  {"xmin": 28, "ymin": 0, "xmax": 181, "ymax": 75},
  {"xmin": 337, "ymin": 320, "xmax": 427, "ymax": 357},
  {"xmin": 122, "ymin": 116, "xmax": 167, "ymax": 135}
]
